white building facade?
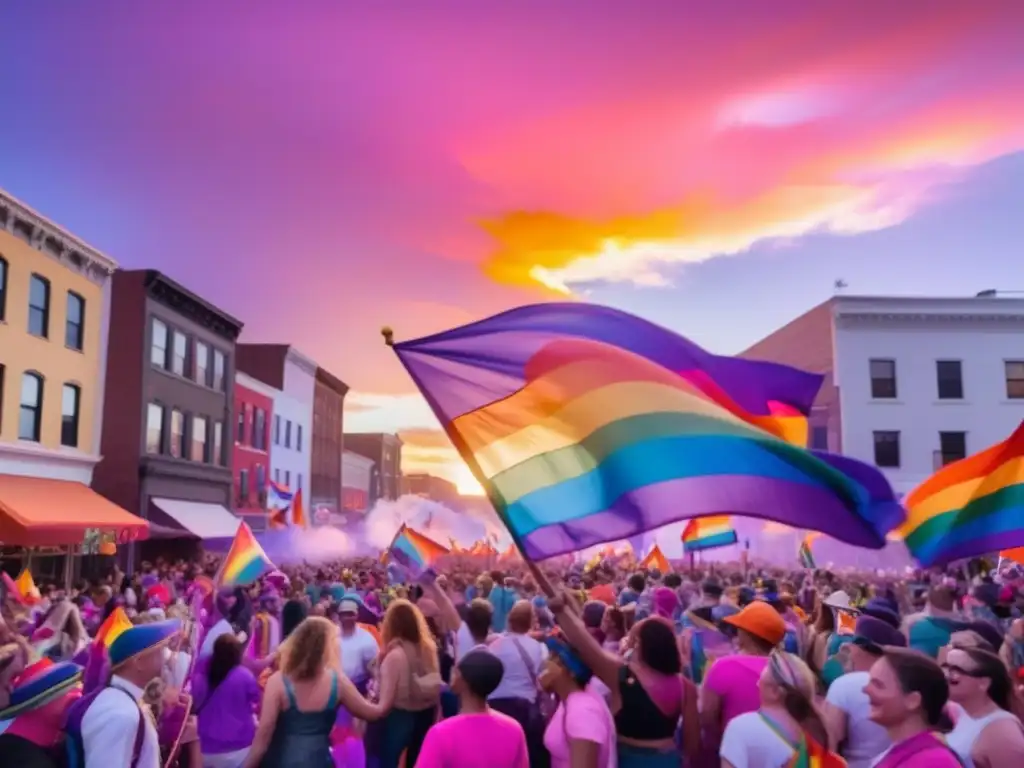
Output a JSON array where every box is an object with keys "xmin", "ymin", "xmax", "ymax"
[
  {"xmin": 270, "ymin": 347, "xmax": 316, "ymax": 499},
  {"xmin": 832, "ymin": 295, "xmax": 1024, "ymax": 496},
  {"xmin": 341, "ymin": 450, "xmax": 375, "ymax": 516}
]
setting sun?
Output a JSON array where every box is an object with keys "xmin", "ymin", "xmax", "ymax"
[{"xmin": 453, "ymin": 462, "xmax": 485, "ymax": 496}]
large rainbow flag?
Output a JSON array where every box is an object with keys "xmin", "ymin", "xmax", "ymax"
[
  {"xmin": 390, "ymin": 303, "xmax": 903, "ymax": 560},
  {"xmin": 389, "ymin": 524, "xmax": 449, "ymax": 574},
  {"xmin": 682, "ymin": 516, "xmax": 738, "ymax": 553},
  {"xmin": 220, "ymin": 522, "xmax": 275, "ymax": 587},
  {"xmin": 901, "ymin": 421, "xmax": 1024, "ymax": 566}
]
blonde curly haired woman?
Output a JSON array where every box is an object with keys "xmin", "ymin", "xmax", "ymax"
[
  {"xmin": 245, "ymin": 616, "xmax": 385, "ymax": 768},
  {"xmin": 368, "ymin": 599, "xmax": 442, "ymax": 768}
]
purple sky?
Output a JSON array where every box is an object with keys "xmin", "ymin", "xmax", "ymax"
[{"xmin": 2, "ymin": 1, "xmax": 1023, "ymax": 492}]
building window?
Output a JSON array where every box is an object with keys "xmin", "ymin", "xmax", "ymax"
[
  {"xmin": 65, "ymin": 292, "xmax": 85, "ymax": 351},
  {"xmin": 61, "ymin": 383, "xmax": 81, "ymax": 448},
  {"xmin": 191, "ymin": 416, "xmax": 208, "ymax": 462},
  {"xmin": 297, "ymin": 473, "xmax": 302, "ymax": 494},
  {"xmin": 296, "ymin": 424, "xmax": 303, "ymax": 451},
  {"xmin": 151, "ymin": 319, "xmax": 168, "ymax": 368},
  {"xmin": 274, "ymin": 468, "xmax": 280, "ymax": 483},
  {"xmin": 169, "ymin": 409, "xmax": 185, "ymax": 458},
  {"xmin": 872, "ymin": 430, "xmax": 901, "ymax": 468},
  {"xmin": 810, "ymin": 426, "xmax": 828, "ymax": 451},
  {"xmin": 213, "ymin": 421, "xmax": 224, "ymax": 466},
  {"xmin": 869, "ymin": 359, "xmax": 897, "ymax": 399},
  {"xmin": 939, "ymin": 431, "xmax": 967, "ymax": 466},
  {"xmin": 146, "ymin": 403, "xmax": 164, "ymax": 453},
  {"xmin": 213, "ymin": 350, "xmax": 226, "ymax": 391},
  {"xmin": 936, "ymin": 360, "xmax": 963, "ymax": 400},
  {"xmin": 1006, "ymin": 361, "xmax": 1024, "ymax": 399},
  {"xmin": 237, "ymin": 405, "xmax": 247, "ymax": 444},
  {"xmin": 171, "ymin": 331, "xmax": 187, "ymax": 376},
  {"xmin": 284, "ymin": 420, "xmax": 292, "ymax": 448},
  {"xmin": 274, "ymin": 414, "xmax": 281, "ymax": 445},
  {"xmin": 194, "ymin": 342, "xmax": 210, "ymax": 386},
  {"xmin": 254, "ymin": 408, "xmax": 266, "ymax": 451},
  {"xmin": 18, "ymin": 372, "xmax": 44, "ymax": 441},
  {"xmin": 28, "ymin": 274, "xmax": 50, "ymax": 338},
  {"xmin": 284, "ymin": 470, "xmax": 291, "ymax": 488},
  {"xmin": 256, "ymin": 464, "xmax": 267, "ymax": 506},
  {"xmin": 0, "ymin": 256, "xmax": 8, "ymax": 321},
  {"xmin": 238, "ymin": 469, "xmax": 250, "ymax": 505}
]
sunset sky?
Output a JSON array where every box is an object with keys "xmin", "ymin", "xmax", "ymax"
[{"xmin": 2, "ymin": 2, "xmax": 1023, "ymax": 495}]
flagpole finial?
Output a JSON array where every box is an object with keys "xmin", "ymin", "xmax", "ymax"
[{"xmin": 381, "ymin": 326, "xmax": 395, "ymax": 347}]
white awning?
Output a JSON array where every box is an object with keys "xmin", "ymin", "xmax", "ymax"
[{"xmin": 151, "ymin": 498, "xmax": 241, "ymax": 540}]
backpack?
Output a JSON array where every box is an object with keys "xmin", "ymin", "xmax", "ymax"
[{"xmin": 64, "ymin": 686, "xmax": 146, "ymax": 768}]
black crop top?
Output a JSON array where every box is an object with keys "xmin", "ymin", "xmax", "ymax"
[{"xmin": 612, "ymin": 665, "xmax": 679, "ymax": 740}]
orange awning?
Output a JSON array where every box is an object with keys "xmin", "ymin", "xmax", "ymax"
[{"xmin": 0, "ymin": 475, "xmax": 149, "ymax": 547}]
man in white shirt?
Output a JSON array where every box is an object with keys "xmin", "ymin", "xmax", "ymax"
[
  {"xmin": 80, "ymin": 619, "xmax": 181, "ymax": 768},
  {"xmin": 338, "ymin": 599, "xmax": 378, "ymax": 692}
]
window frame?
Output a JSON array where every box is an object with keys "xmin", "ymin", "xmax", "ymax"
[
  {"xmin": 194, "ymin": 341, "xmax": 210, "ymax": 387},
  {"xmin": 0, "ymin": 255, "xmax": 8, "ymax": 322},
  {"xmin": 238, "ymin": 468, "xmax": 250, "ymax": 506},
  {"xmin": 151, "ymin": 318, "xmax": 169, "ymax": 369},
  {"xmin": 65, "ymin": 291, "xmax": 86, "ymax": 351},
  {"xmin": 18, "ymin": 371, "xmax": 44, "ymax": 442},
  {"xmin": 236, "ymin": 405, "xmax": 247, "ymax": 444},
  {"xmin": 213, "ymin": 421, "xmax": 224, "ymax": 466},
  {"xmin": 60, "ymin": 382, "xmax": 82, "ymax": 448},
  {"xmin": 146, "ymin": 403, "xmax": 165, "ymax": 454},
  {"xmin": 938, "ymin": 431, "xmax": 967, "ymax": 466},
  {"xmin": 935, "ymin": 359, "xmax": 964, "ymax": 400},
  {"xmin": 169, "ymin": 408, "xmax": 185, "ymax": 458},
  {"xmin": 296, "ymin": 424, "xmax": 303, "ymax": 452},
  {"xmin": 212, "ymin": 349, "xmax": 226, "ymax": 391},
  {"xmin": 171, "ymin": 330, "xmax": 188, "ymax": 377},
  {"xmin": 872, "ymin": 430, "xmax": 901, "ymax": 468},
  {"xmin": 1006, "ymin": 360, "xmax": 1024, "ymax": 400},
  {"xmin": 28, "ymin": 274, "xmax": 51, "ymax": 339},
  {"xmin": 869, "ymin": 358, "xmax": 897, "ymax": 399},
  {"xmin": 191, "ymin": 415, "xmax": 209, "ymax": 462}
]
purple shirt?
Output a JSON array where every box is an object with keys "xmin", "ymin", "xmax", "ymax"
[{"xmin": 192, "ymin": 663, "xmax": 261, "ymax": 754}]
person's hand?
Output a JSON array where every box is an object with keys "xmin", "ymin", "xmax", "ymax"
[{"xmin": 548, "ymin": 591, "xmax": 568, "ymax": 614}]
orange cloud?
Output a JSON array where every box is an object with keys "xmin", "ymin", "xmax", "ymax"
[{"xmin": 464, "ymin": 9, "xmax": 1024, "ymax": 294}]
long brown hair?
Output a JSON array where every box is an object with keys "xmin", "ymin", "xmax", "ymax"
[
  {"xmin": 280, "ymin": 616, "xmax": 340, "ymax": 682},
  {"xmin": 381, "ymin": 599, "xmax": 438, "ymax": 673}
]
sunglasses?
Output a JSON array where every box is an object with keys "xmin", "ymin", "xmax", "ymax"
[{"xmin": 941, "ymin": 663, "xmax": 987, "ymax": 678}]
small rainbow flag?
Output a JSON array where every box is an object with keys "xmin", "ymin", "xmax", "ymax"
[
  {"xmin": 390, "ymin": 303, "xmax": 902, "ymax": 560},
  {"xmin": 388, "ymin": 525, "xmax": 449, "ymax": 574},
  {"xmin": 901, "ymin": 421, "xmax": 1024, "ymax": 566},
  {"xmin": 219, "ymin": 522, "xmax": 274, "ymax": 587},
  {"xmin": 682, "ymin": 516, "xmax": 738, "ymax": 553},
  {"xmin": 94, "ymin": 606, "xmax": 133, "ymax": 648},
  {"xmin": 291, "ymin": 488, "xmax": 307, "ymax": 529},
  {"xmin": 798, "ymin": 534, "xmax": 817, "ymax": 569},
  {"xmin": 639, "ymin": 544, "xmax": 671, "ymax": 572},
  {"xmin": 14, "ymin": 569, "xmax": 41, "ymax": 605}
]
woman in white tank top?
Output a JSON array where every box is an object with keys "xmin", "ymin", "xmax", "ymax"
[{"xmin": 942, "ymin": 647, "xmax": 1024, "ymax": 768}]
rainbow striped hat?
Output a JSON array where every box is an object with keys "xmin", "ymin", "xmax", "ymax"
[
  {"xmin": 0, "ymin": 659, "xmax": 82, "ymax": 720},
  {"xmin": 108, "ymin": 619, "xmax": 181, "ymax": 668}
]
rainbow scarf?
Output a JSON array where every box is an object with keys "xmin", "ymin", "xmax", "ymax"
[{"xmin": 758, "ymin": 712, "xmax": 846, "ymax": 767}]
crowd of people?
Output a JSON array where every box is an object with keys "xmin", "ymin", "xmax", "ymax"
[{"xmin": 3, "ymin": 551, "xmax": 1024, "ymax": 768}]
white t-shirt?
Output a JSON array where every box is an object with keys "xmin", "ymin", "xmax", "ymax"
[
  {"xmin": 339, "ymin": 626, "xmax": 379, "ymax": 683},
  {"xmin": 720, "ymin": 712, "xmax": 796, "ymax": 768},
  {"xmin": 487, "ymin": 633, "xmax": 548, "ymax": 703},
  {"xmin": 455, "ymin": 622, "xmax": 491, "ymax": 662},
  {"xmin": 825, "ymin": 670, "xmax": 892, "ymax": 768},
  {"xmin": 199, "ymin": 618, "xmax": 234, "ymax": 658}
]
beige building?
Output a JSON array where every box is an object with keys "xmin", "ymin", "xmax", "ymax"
[{"xmin": 0, "ymin": 189, "xmax": 117, "ymax": 484}]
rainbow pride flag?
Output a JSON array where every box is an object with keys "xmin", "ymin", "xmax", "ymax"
[
  {"xmin": 389, "ymin": 525, "xmax": 449, "ymax": 574},
  {"xmin": 220, "ymin": 522, "xmax": 274, "ymax": 587},
  {"xmin": 682, "ymin": 516, "xmax": 738, "ymax": 553},
  {"xmin": 798, "ymin": 534, "xmax": 817, "ymax": 569},
  {"xmin": 94, "ymin": 606, "xmax": 133, "ymax": 648},
  {"xmin": 901, "ymin": 421, "xmax": 1024, "ymax": 566},
  {"xmin": 390, "ymin": 303, "xmax": 903, "ymax": 559}
]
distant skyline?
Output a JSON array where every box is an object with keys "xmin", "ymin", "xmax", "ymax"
[{"xmin": 2, "ymin": 2, "xmax": 1023, "ymax": 493}]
